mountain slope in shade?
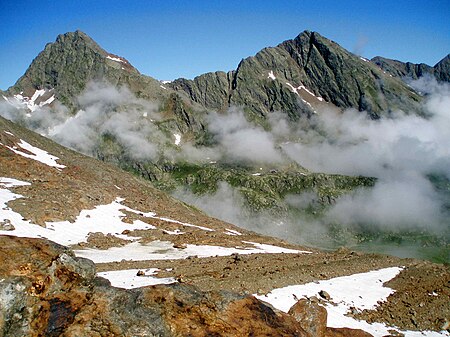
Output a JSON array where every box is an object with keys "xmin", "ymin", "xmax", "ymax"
[{"xmin": 434, "ymin": 54, "xmax": 450, "ymax": 82}]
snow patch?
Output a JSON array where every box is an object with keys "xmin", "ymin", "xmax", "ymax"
[
  {"xmin": 98, "ymin": 268, "xmax": 176, "ymax": 289},
  {"xmin": 106, "ymin": 55, "xmax": 125, "ymax": 63},
  {"xmin": 268, "ymin": 70, "xmax": 276, "ymax": 80},
  {"xmin": 255, "ymin": 267, "xmax": 447, "ymax": 337},
  {"xmin": 0, "ymin": 197, "xmax": 154, "ymax": 246},
  {"xmin": 224, "ymin": 229, "xmax": 242, "ymax": 236},
  {"xmin": 285, "ymin": 82, "xmax": 324, "ymax": 102},
  {"xmin": 7, "ymin": 89, "xmax": 54, "ymax": 112},
  {"xmin": 156, "ymin": 216, "xmax": 212, "ymax": 232},
  {"xmin": 1, "ymin": 180, "xmax": 215, "ymax": 246},
  {"xmin": 0, "ymin": 177, "xmax": 30, "ymax": 188},
  {"xmin": 30, "ymin": 89, "xmax": 45, "ymax": 103},
  {"xmin": 360, "ymin": 57, "xmax": 370, "ymax": 62},
  {"xmin": 160, "ymin": 85, "xmax": 167, "ymax": 90},
  {"xmin": 161, "ymin": 80, "xmax": 172, "ymax": 84},
  {"xmin": 74, "ymin": 240, "xmax": 308, "ymax": 263},
  {"xmin": 39, "ymin": 95, "xmax": 55, "ymax": 106},
  {"xmin": 4, "ymin": 139, "xmax": 65, "ymax": 169},
  {"xmin": 174, "ymin": 134, "xmax": 181, "ymax": 146},
  {"xmin": 162, "ymin": 229, "xmax": 184, "ymax": 235}
]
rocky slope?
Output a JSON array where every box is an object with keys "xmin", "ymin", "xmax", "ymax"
[
  {"xmin": 1, "ymin": 30, "xmax": 449, "ymax": 264},
  {"xmin": 371, "ymin": 54, "xmax": 450, "ymax": 83},
  {"xmin": 1, "ymin": 235, "xmax": 315, "ymax": 337},
  {"xmin": 1, "ymin": 112, "xmax": 449, "ymax": 336},
  {"xmin": 0, "ymin": 31, "xmax": 386, "ymax": 244},
  {"xmin": 170, "ymin": 31, "xmax": 422, "ymax": 118}
]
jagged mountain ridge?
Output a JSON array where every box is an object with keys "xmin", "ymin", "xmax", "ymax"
[
  {"xmin": 169, "ymin": 31, "xmax": 424, "ymax": 118},
  {"xmin": 1, "ymin": 30, "xmax": 384, "ymax": 212},
  {"xmin": 1, "ymin": 30, "xmax": 449, "ymax": 262},
  {"xmin": 372, "ymin": 54, "xmax": 450, "ymax": 82},
  {"xmin": 6, "ymin": 30, "xmax": 438, "ymax": 120}
]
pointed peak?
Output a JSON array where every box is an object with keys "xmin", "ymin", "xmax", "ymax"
[
  {"xmin": 53, "ymin": 30, "xmax": 106, "ymax": 55},
  {"xmin": 435, "ymin": 53, "xmax": 450, "ymax": 66}
]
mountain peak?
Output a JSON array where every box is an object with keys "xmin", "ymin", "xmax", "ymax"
[
  {"xmin": 7, "ymin": 30, "xmax": 143, "ymax": 109},
  {"xmin": 53, "ymin": 30, "xmax": 103, "ymax": 52}
]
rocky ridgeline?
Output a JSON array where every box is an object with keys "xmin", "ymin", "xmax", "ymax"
[
  {"xmin": 372, "ymin": 54, "xmax": 450, "ymax": 82},
  {"xmin": 170, "ymin": 31, "xmax": 425, "ymax": 118},
  {"xmin": 0, "ymin": 235, "xmax": 372, "ymax": 337}
]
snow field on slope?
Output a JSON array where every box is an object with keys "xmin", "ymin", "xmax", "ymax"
[
  {"xmin": 97, "ymin": 268, "xmax": 176, "ymax": 289},
  {"xmin": 74, "ymin": 240, "xmax": 305, "ymax": 263},
  {"xmin": 255, "ymin": 267, "xmax": 448, "ymax": 337},
  {"xmin": 1, "ymin": 132, "xmax": 65, "ymax": 169},
  {"xmin": 3, "ymin": 89, "xmax": 55, "ymax": 112},
  {"xmin": 0, "ymin": 177, "xmax": 307, "ymax": 263}
]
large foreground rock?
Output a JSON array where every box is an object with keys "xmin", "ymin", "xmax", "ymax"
[{"xmin": 0, "ymin": 235, "xmax": 310, "ymax": 336}]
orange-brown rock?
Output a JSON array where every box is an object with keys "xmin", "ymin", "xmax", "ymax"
[
  {"xmin": 0, "ymin": 235, "xmax": 311, "ymax": 336},
  {"xmin": 326, "ymin": 327, "xmax": 374, "ymax": 337},
  {"xmin": 289, "ymin": 298, "xmax": 328, "ymax": 336}
]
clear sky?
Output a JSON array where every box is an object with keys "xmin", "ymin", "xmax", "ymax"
[{"xmin": 1, "ymin": 0, "xmax": 449, "ymax": 90}]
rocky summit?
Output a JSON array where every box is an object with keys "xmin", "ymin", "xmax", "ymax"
[
  {"xmin": 0, "ymin": 29, "xmax": 449, "ymax": 336},
  {"xmin": 170, "ymin": 31, "xmax": 424, "ymax": 119}
]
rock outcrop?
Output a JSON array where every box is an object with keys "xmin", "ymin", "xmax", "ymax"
[{"xmin": 0, "ymin": 235, "xmax": 375, "ymax": 336}]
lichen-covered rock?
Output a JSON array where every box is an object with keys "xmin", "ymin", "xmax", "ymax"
[
  {"xmin": 0, "ymin": 235, "xmax": 313, "ymax": 336},
  {"xmin": 289, "ymin": 298, "xmax": 328, "ymax": 337}
]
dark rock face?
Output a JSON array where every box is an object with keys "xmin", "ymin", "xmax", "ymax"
[
  {"xmin": 171, "ymin": 71, "xmax": 233, "ymax": 111},
  {"xmin": 171, "ymin": 31, "xmax": 422, "ymax": 118},
  {"xmin": 434, "ymin": 54, "xmax": 450, "ymax": 82}
]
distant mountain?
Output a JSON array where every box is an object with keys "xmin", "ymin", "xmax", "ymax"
[
  {"xmin": 5, "ymin": 31, "xmax": 206, "ymax": 137},
  {"xmin": 9, "ymin": 31, "xmax": 156, "ymax": 108},
  {"xmin": 434, "ymin": 54, "xmax": 450, "ymax": 82},
  {"xmin": 6, "ymin": 30, "xmax": 429, "ymax": 121},
  {"xmin": 170, "ymin": 31, "xmax": 422, "ymax": 119},
  {"xmin": 371, "ymin": 54, "xmax": 450, "ymax": 83},
  {"xmin": 1, "ymin": 30, "xmax": 449, "ymax": 264}
]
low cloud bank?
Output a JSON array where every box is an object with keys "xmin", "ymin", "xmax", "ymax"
[
  {"xmin": 279, "ymin": 78, "xmax": 450, "ymax": 233},
  {"xmin": 1, "ymin": 78, "xmax": 449, "ymax": 250},
  {"xmin": 1, "ymin": 82, "xmax": 162, "ymax": 160}
]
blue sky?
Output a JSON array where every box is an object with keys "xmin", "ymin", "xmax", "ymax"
[{"xmin": 1, "ymin": 0, "xmax": 449, "ymax": 90}]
